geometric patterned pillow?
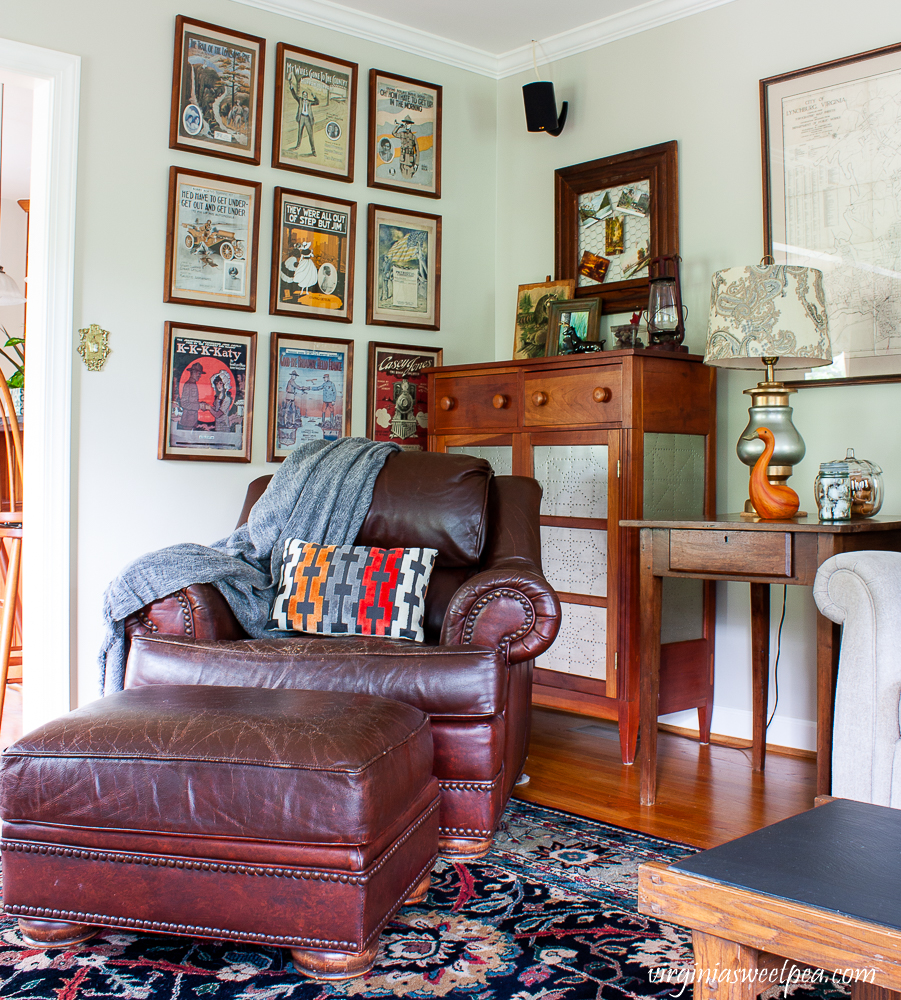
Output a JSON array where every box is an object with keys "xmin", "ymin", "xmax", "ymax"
[{"xmin": 267, "ymin": 539, "xmax": 438, "ymax": 642}]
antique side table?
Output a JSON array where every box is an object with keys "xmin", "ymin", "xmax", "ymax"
[{"xmin": 620, "ymin": 514, "xmax": 901, "ymax": 806}]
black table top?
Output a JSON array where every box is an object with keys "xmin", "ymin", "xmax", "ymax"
[{"xmin": 671, "ymin": 799, "xmax": 901, "ymax": 931}]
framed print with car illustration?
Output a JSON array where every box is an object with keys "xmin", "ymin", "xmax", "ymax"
[
  {"xmin": 164, "ymin": 166, "xmax": 261, "ymax": 311},
  {"xmin": 555, "ymin": 141, "xmax": 678, "ymax": 314},
  {"xmin": 272, "ymin": 43, "xmax": 357, "ymax": 182},
  {"xmin": 270, "ymin": 188, "xmax": 356, "ymax": 322},
  {"xmin": 159, "ymin": 321, "xmax": 256, "ymax": 463},
  {"xmin": 267, "ymin": 332, "xmax": 353, "ymax": 462},
  {"xmin": 366, "ymin": 342, "xmax": 442, "ymax": 452},
  {"xmin": 169, "ymin": 15, "xmax": 265, "ymax": 165},
  {"xmin": 366, "ymin": 204, "xmax": 441, "ymax": 330},
  {"xmin": 368, "ymin": 70, "xmax": 442, "ymax": 199}
]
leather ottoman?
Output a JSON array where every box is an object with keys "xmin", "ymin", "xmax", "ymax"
[{"xmin": 0, "ymin": 685, "xmax": 440, "ymax": 980}]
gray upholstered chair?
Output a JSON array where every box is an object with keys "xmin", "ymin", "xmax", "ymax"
[{"xmin": 813, "ymin": 550, "xmax": 901, "ymax": 806}]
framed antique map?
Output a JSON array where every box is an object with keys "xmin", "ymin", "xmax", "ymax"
[
  {"xmin": 169, "ymin": 16, "xmax": 265, "ymax": 165},
  {"xmin": 763, "ymin": 43, "xmax": 901, "ymax": 386},
  {"xmin": 164, "ymin": 166, "xmax": 261, "ymax": 311}
]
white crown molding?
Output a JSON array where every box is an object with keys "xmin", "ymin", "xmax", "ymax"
[
  {"xmin": 230, "ymin": 0, "xmax": 500, "ymax": 77},
  {"xmin": 231, "ymin": 0, "xmax": 738, "ymax": 79}
]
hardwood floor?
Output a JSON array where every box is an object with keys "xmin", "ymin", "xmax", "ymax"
[{"xmin": 514, "ymin": 706, "xmax": 817, "ymax": 850}]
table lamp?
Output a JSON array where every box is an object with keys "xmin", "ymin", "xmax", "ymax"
[{"xmin": 704, "ymin": 263, "xmax": 831, "ymax": 512}]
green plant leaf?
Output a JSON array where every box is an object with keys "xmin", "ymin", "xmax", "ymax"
[
  {"xmin": 7, "ymin": 371, "xmax": 24, "ymax": 389},
  {"xmin": 4, "ymin": 337, "xmax": 24, "ymax": 347}
]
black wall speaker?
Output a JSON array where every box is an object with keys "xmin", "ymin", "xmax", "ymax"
[{"xmin": 522, "ymin": 81, "xmax": 567, "ymax": 136}]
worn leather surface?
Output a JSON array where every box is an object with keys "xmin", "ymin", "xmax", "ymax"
[
  {"xmin": 126, "ymin": 635, "xmax": 507, "ymax": 717},
  {"xmin": 1, "ymin": 686, "xmax": 433, "ymax": 845}
]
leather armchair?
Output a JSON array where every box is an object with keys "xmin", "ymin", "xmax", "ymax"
[
  {"xmin": 123, "ymin": 451, "xmax": 561, "ymax": 858},
  {"xmin": 814, "ymin": 550, "xmax": 901, "ymax": 807}
]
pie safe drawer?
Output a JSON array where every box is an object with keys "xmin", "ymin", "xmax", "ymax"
[
  {"xmin": 434, "ymin": 375, "xmax": 519, "ymax": 432},
  {"xmin": 668, "ymin": 529, "xmax": 791, "ymax": 577},
  {"xmin": 524, "ymin": 369, "xmax": 622, "ymax": 426}
]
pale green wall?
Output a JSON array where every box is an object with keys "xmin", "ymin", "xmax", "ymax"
[
  {"xmin": 1, "ymin": 0, "xmax": 498, "ymax": 705},
  {"xmin": 496, "ymin": 0, "xmax": 901, "ymax": 746}
]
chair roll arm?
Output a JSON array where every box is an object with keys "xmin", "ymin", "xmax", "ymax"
[
  {"xmin": 123, "ymin": 583, "xmax": 248, "ymax": 651},
  {"xmin": 440, "ymin": 557, "xmax": 561, "ymax": 662},
  {"xmin": 813, "ymin": 550, "xmax": 901, "ymax": 806}
]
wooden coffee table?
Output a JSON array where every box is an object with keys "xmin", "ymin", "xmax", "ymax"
[{"xmin": 638, "ymin": 799, "xmax": 901, "ymax": 1000}]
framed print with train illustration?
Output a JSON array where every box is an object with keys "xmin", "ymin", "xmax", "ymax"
[
  {"xmin": 164, "ymin": 166, "xmax": 261, "ymax": 312},
  {"xmin": 169, "ymin": 15, "xmax": 265, "ymax": 165},
  {"xmin": 270, "ymin": 187, "xmax": 356, "ymax": 323},
  {"xmin": 272, "ymin": 43, "xmax": 358, "ymax": 182},
  {"xmin": 554, "ymin": 141, "xmax": 678, "ymax": 314},
  {"xmin": 267, "ymin": 332, "xmax": 353, "ymax": 462},
  {"xmin": 159, "ymin": 321, "xmax": 256, "ymax": 463},
  {"xmin": 366, "ymin": 342, "xmax": 442, "ymax": 452},
  {"xmin": 368, "ymin": 70, "xmax": 442, "ymax": 199},
  {"xmin": 366, "ymin": 204, "xmax": 441, "ymax": 330}
]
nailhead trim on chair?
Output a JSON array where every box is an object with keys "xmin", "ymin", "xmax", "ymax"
[
  {"xmin": 438, "ymin": 825, "xmax": 494, "ymax": 837},
  {"xmin": 176, "ymin": 590, "xmax": 195, "ymax": 636},
  {"xmin": 438, "ymin": 779, "xmax": 499, "ymax": 792},
  {"xmin": 462, "ymin": 590, "xmax": 534, "ymax": 645},
  {"xmin": 135, "ymin": 612, "xmax": 159, "ymax": 634}
]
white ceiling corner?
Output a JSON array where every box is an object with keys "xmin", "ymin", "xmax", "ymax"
[{"xmin": 231, "ymin": 0, "xmax": 739, "ymax": 79}]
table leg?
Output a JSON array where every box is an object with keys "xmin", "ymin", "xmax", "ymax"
[
  {"xmin": 639, "ymin": 529, "xmax": 662, "ymax": 806},
  {"xmin": 749, "ymin": 583, "xmax": 770, "ymax": 771},
  {"xmin": 816, "ymin": 610, "xmax": 840, "ymax": 797},
  {"xmin": 692, "ymin": 931, "xmax": 759, "ymax": 1000}
]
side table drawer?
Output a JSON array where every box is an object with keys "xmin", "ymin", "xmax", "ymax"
[
  {"xmin": 524, "ymin": 369, "xmax": 622, "ymax": 426},
  {"xmin": 669, "ymin": 530, "xmax": 791, "ymax": 576},
  {"xmin": 434, "ymin": 375, "xmax": 519, "ymax": 432}
]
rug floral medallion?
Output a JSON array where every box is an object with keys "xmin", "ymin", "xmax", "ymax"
[{"xmin": 0, "ymin": 801, "xmax": 849, "ymax": 1000}]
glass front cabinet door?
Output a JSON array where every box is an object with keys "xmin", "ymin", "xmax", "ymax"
[{"xmin": 428, "ymin": 351, "xmax": 716, "ymax": 765}]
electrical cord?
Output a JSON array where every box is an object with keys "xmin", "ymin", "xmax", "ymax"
[{"xmin": 766, "ymin": 585, "xmax": 787, "ymax": 730}]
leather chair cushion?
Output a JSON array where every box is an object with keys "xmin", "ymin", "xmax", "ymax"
[
  {"xmin": 125, "ymin": 635, "xmax": 507, "ymax": 718},
  {"xmin": 0, "ymin": 686, "xmax": 433, "ymax": 846},
  {"xmin": 356, "ymin": 452, "xmax": 491, "ymax": 568}
]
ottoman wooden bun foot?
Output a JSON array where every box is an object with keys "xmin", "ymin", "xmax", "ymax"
[
  {"xmin": 18, "ymin": 917, "xmax": 98, "ymax": 948},
  {"xmin": 290, "ymin": 941, "xmax": 380, "ymax": 981},
  {"xmin": 404, "ymin": 872, "xmax": 431, "ymax": 905}
]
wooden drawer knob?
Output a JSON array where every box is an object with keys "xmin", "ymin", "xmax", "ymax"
[
  {"xmin": 439, "ymin": 396, "xmax": 456, "ymax": 411},
  {"xmin": 593, "ymin": 387, "xmax": 612, "ymax": 403},
  {"xmin": 531, "ymin": 390, "xmax": 548, "ymax": 407},
  {"xmin": 492, "ymin": 394, "xmax": 508, "ymax": 410}
]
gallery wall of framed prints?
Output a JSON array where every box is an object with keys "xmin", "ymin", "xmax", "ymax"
[{"xmin": 161, "ymin": 13, "xmax": 445, "ymax": 464}]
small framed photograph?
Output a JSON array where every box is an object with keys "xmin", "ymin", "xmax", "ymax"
[
  {"xmin": 272, "ymin": 43, "xmax": 358, "ymax": 182},
  {"xmin": 159, "ymin": 321, "xmax": 256, "ymax": 463},
  {"xmin": 164, "ymin": 166, "xmax": 261, "ymax": 312},
  {"xmin": 366, "ymin": 204, "xmax": 441, "ymax": 330},
  {"xmin": 169, "ymin": 15, "xmax": 265, "ymax": 165},
  {"xmin": 545, "ymin": 298, "xmax": 602, "ymax": 356},
  {"xmin": 367, "ymin": 342, "xmax": 443, "ymax": 452},
  {"xmin": 270, "ymin": 187, "xmax": 356, "ymax": 323},
  {"xmin": 267, "ymin": 332, "xmax": 353, "ymax": 462},
  {"xmin": 368, "ymin": 70, "xmax": 442, "ymax": 199},
  {"xmin": 513, "ymin": 279, "xmax": 575, "ymax": 359}
]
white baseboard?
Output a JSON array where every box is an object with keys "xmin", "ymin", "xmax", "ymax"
[{"xmin": 658, "ymin": 706, "xmax": 817, "ymax": 753}]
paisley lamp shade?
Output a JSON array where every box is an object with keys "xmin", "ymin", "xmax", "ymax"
[{"xmin": 704, "ymin": 264, "xmax": 831, "ymax": 370}]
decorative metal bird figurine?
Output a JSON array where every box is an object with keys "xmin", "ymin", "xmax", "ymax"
[{"xmin": 744, "ymin": 426, "xmax": 800, "ymax": 519}]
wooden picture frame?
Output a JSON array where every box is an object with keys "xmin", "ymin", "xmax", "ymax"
[
  {"xmin": 271, "ymin": 43, "xmax": 358, "ymax": 182},
  {"xmin": 164, "ymin": 166, "xmax": 261, "ymax": 312},
  {"xmin": 366, "ymin": 204, "xmax": 441, "ymax": 330},
  {"xmin": 169, "ymin": 15, "xmax": 265, "ymax": 165},
  {"xmin": 366, "ymin": 342, "xmax": 443, "ymax": 452},
  {"xmin": 545, "ymin": 298, "xmax": 602, "ymax": 356},
  {"xmin": 159, "ymin": 321, "xmax": 256, "ymax": 463},
  {"xmin": 555, "ymin": 141, "xmax": 678, "ymax": 313},
  {"xmin": 368, "ymin": 69, "xmax": 442, "ymax": 199},
  {"xmin": 270, "ymin": 187, "xmax": 356, "ymax": 323},
  {"xmin": 762, "ymin": 44, "xmax": 901, "ymax": 388},
  {"xmin": 513, "ymin": 278, "xmax": 576, "ymax": 359},
  {"xmin": 267, "ymin": 332, "xmax": 353, "ymax": 462}
]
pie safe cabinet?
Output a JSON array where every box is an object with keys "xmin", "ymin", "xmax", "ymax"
[{"xmin": 426, "ymin": 350, "xmax": 717, "ymax": 764}]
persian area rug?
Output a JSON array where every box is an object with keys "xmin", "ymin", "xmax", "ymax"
[{"xmin": 0, "ymin": 800, "xmax": 847, "ymax": 1000}]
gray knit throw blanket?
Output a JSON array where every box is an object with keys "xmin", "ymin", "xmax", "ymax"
[{"xmin": 100, "ymin": 437, "xmax": 400, "ymax": 694}]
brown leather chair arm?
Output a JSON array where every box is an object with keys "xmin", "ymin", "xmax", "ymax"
[
  {"xmin": 440, "ymin": 558, "xmax": 561, "ymax": 662},
  {"xmin": 123, "ymin": 583, "xmax": 248, "ymax": 652}
]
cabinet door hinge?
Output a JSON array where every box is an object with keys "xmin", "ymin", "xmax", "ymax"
[
  {"xmin": 614, "ymin": 652, "xmax": 618, "ymax": 671},
  {"xmin": 616, "ymin": 459, "xmax": 621, "ymax": 478}
]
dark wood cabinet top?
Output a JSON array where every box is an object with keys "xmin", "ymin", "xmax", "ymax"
[{"xmin": 621, "ymin": 513, "xmax": 901, "ymax": 533}]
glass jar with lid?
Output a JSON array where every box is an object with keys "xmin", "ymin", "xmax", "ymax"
[
  {"xmin": 815, "ymin": 461, "xmax": 852, "ymax": 521},
  {"xmin": 843, "ymin": 448, "xmax": 883, "ymax": 517}
]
